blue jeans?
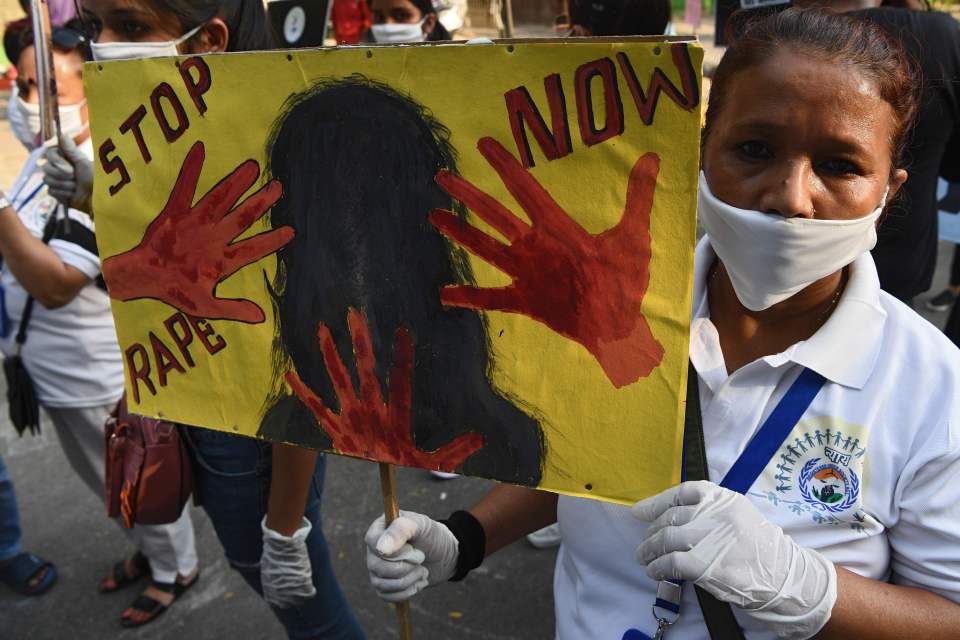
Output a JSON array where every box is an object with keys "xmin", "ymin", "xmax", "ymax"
[
  {"xmin": 0, "ymin": 453, "xmax": 22, "ymax": 562},
  {"xmin": 182, "ymin": 428, "xmax": 364, "ymax": 640}
]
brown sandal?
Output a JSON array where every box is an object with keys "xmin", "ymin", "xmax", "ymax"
[
  {"xmin": 119, "ymin": 571, "xmax": 199, "ymax": 628},
  {"xmin": 100, "ymin": 551, "xmax": 149, "ymax": 593}
]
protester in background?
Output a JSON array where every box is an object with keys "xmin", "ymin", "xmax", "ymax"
[
  {"xmin": 332, "ymin": 0, "xmax": 372, "ymax": 44},
  {"xmin": 793, "ymin": 0, "xmax": 960, "ymax": 306},
  {"xmin": 364, "ymin": 9, "xmax": 960, "ymax": 639},
  {"xmin": 5, "ymin": 0, "xmax": 94, "ymax": 154},
  {"xmin": 3, "ymin": 0, "xmax": 79, "ymax": 103},
  {"xmin": 0, "ymin": 27, "xmax": 199, "ymax": 627},
  {"xmin": 561, "ymin": 0, "xmax": 674, "ymax": 37},
  {"xmin": 369, "ymin": 0, "xmax": 451, "ymax": 43},
  {"xmin": 0, "ymin": 453, "xmax": 56, "ymax": 596},
  {"xmin": 60, "ymin": 1, "xmax": 365, "ymax": 636},
  {"xmin": 3, "ymin": 11, "xmax": 31, "ymax": 150}
]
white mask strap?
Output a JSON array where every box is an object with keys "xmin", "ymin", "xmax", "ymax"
[{"xmin": 173, "ymin": 23, "xmax": 206, "ymax": 46}]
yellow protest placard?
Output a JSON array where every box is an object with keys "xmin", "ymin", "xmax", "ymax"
[{"xmin": 86, "ymin": 39, "xmax": 703, "ymax": 505}]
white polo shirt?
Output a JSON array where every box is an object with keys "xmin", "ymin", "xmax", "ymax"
[
  {"xmin": 554, "ymin": 238, "xmax": 960, "ymax": 639},
  {"xmin": 0, "ymin": 143, "xmax": 124, "ymax": 408}
]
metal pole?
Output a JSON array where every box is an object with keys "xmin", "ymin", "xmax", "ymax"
[{"xmin": 29, "ymin": 0, "xmax": 60, "ymax": 144}]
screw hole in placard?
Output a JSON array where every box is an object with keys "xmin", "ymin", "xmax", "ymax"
[
  {"xmin": 653, "ymin": 46, "xmax": 662, "ymax": 56},
  {"xmin": 585, "ymin": 483, "xmax": 593, "ymax": 491},
  {"xmin": 98, "ymin": 64, "xmax": 103, "ymax": 71},
  {"xmin": 507, "ymin": 44, "xmax": 514, "ymax": 53},
  {"xmin": 366, "ymin": 50, "xmax": 373, "ymax": 58},
  {"xmin": 287, "ymin": 53, "xmax": 293, "ymax": 61}
]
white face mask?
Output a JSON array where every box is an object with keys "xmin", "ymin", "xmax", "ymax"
[
  {"xmin": 10, "ymin": 92, "xmax": 39, "ymax": 149},
  {"xmin": 13, "ymin": 96, "xmax": 89, "ymax": 149},
  {"xmin": 698, "ymin": 171, "xmax": 887, "ymax": 311},
  {"xmin": 58, "ymin": 99, "xmax": 89, "ymax": 139},
  {"xmin": 371, "ymin": 19, "xmax": 427, "ymax": 44},
  {"xmin": 91, "ymin": 23, "xmax": 204, "ymax": 61}
]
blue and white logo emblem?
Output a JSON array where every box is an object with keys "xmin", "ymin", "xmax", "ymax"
[
  {"xmin": 798, "ymin": 456, "xmax": 859, "ymax": 513},
  {"xmin": 751, "ymin": 420, "xmax": 870, "ymax": 532}
]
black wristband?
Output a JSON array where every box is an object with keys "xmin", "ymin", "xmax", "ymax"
[{"xmin": 440, "ymin": 510, "xmax": 486, "ymax": 582}]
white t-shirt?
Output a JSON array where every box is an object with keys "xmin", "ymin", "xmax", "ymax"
[
  {"xmin": 0, "ymin": 143, "xmax": 124, "ymax": 408},
  {"xmin": 554, "ymin": 239, "xmax": 960, "ymax": 639}
]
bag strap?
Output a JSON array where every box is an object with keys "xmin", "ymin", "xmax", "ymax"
[
  {"xmin": 683, "ymin": 360, "xmax": 746, "ymax": 640},
  {"xmin": 15, "ymin": 210, "xmax": 60, "ymax": 350}
]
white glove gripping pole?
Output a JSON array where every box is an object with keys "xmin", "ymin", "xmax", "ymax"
[
  {"xmin": 43, "ymin": 135, "xmax": 94, "ymax": 214},
  {"xmin": 365, "ymin": 511, "xmax": 459, "ymax": 601}
]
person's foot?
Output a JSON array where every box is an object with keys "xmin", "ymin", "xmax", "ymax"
[
  {"xmin": 0, "ymin": 552, "xmax": 57, "ymax": 596},
  {"xmin": 925, "ymin": 289, "xmax": 958, "ymax": 312},
  {"xmin": 429, "ymin": 470, "xmax": 459, "ymax": 480},
  {"xmin": 526, "ymin": 523, "xmax": 562, "ymax": 549},
  {"xmin": 100, "ymin": 551, "xmax": 150, "ymax": 593},
  {"xmin": 120, "ymin": 568, "xmax": 199, "ymax": 628}
]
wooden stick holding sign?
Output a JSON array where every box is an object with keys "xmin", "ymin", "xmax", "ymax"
[
  {"xmin": 503, "ymin": 0, "xmax": 515, "ymax": 38},
  {"xmin": 379, "ymin": 463, "xmax": 413, "ymax": 640}
]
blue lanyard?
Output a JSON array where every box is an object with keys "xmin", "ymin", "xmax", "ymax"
[
  {"xmin": 12, "ymin": 182, "xmax": 44, "ymax": 211},
  {"xmin": 718, "ymin": 368, "xmax": 827, "ymax": 493},
  {"xmin": 627, "ymin": 367, "xmax": 828, "ymax": 640}
]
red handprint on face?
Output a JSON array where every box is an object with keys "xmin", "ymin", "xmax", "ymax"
[
  {"xmin": 285, "ymin": 308, "xmax": 484, "ymax": 472},
  {"xmin": 102, "ymin": 141, "xmax": 293, "ymax": 324},
  {"xmin": 429, "ymin": 137, "xmax": 664, "ymax": 388}
]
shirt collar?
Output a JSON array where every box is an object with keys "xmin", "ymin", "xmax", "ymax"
[{"xmin": 691, "ymin": 236, "xmax": 887, "ymax": 390}]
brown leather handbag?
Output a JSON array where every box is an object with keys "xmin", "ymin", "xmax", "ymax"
[{"xmin": 104, "ymin": 396, "xmax": 196, "ymax": 528}]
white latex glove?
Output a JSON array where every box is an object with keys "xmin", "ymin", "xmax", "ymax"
[
  {"xmin": 364, "ymin": 510, "xmax": 459, "ymax": 603},
  {"xmin": 260, "ymin": 516, "xmax": 317, "ymax": 608},
  {"xmin": 42, "ymin": 136, "xmax": 94, "ymax": 214},
  {"xmin": 633, "ymin": 481, "xmax": 837, "ymax": 640}
]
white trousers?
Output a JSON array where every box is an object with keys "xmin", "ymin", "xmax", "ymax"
[{"xmin": 45, "ymin": 403, "xmax": 199, "ymax": 583}]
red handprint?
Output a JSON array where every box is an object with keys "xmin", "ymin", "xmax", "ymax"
[
  {"xmin": 429, "ymin": 137, "xmax": 664, "ymax": 388},
  {"xmin": 102, "ymin": 141, "xmax": 293, "ymax": 324},
  {"xmin": 285, "ymin": 308, "xmax": 484, "ymax": 472}
]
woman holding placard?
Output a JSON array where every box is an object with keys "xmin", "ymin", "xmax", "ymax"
[{"xmin": 363, "ymin": 8, "xmax": 960, "ymax": 639}]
